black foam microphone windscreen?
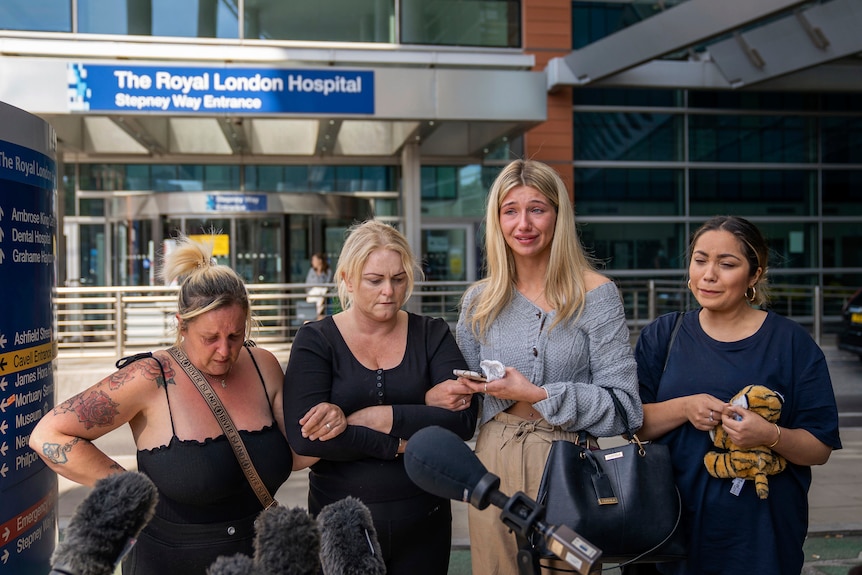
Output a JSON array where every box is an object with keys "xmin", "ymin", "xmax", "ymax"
[
  {"xmin": 317, "ymin": 496, "xmax": 386, "ymax": 575},
  {"xmin": 403, "ymin": 425, "xmax": 491, "ymax": 503},
  {"xmin": 50, "ymin": 471, "xmax": 158, "ymax": 575},
  {"xmin": 253, "ymin": 505, "xmax": 321, "ymax": 575},
  {"xmin": 206, "ymin": 553, "xmax": 258, "ymax": 575}
]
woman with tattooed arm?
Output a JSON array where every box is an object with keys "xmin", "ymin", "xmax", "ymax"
[{"xmin": 29, "ymin": 234, "xmax": 334, "ymax": 575}]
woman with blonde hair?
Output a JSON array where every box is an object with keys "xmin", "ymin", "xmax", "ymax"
[
  {"xmin": 284, "ymin": 219, "xmax": 478, "ymax": 575},
  {"xmin": 456, "ymin": 159, "xmax": 642, "ymax": 575},
  {"xmin": 31, "ymin": 233, "xmax": 322, "ymax": 574}
]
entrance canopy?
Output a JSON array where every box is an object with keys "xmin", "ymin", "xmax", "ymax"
[
  {"xmin": 0, "ymin": 38, "xmax": 546, "ymax": 161},
  {"xmin": 547, "ymin": 0, "xmax": 862, "ymax": 92}
]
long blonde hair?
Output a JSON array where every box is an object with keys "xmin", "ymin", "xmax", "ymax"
[
  {"xmin": 334, "ymin": 220, "xmax": 422, "ymax": 311},
  {"xmin": 464, "ymin": 159, "xmax": 595, "ymax": 338},
  {"xmin": 162, "ymin": 233, "xmax": 253, "ymax": 346}
]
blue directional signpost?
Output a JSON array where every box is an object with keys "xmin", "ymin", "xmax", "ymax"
[{"xmin": 0, "ymin": 101, "xmax": 58, "ymax": 574}]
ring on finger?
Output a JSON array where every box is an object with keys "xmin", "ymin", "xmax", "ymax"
[
  {"xmin": 461, "ymin": 398, "xmax": 466, "ymax": 406},
  {"xmin": 325, "ymin": 422, "xmax": 332, "ymax": 430},
  {"xmin": 708, "ymin": 410, "xmax": 714, "ymax": 422},
  {"xmin": 484, "ymin": 383, "xmax": 488, "ymax": 393}
]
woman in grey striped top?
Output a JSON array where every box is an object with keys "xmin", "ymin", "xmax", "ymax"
[{"xmin": 456, "ymin": 159, "xmax": 642, "ymax": 575}]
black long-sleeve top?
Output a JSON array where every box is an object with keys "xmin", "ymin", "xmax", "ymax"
[{"xmin": 284, "ymin": 312, "xmax": 478, "ymax": 505}]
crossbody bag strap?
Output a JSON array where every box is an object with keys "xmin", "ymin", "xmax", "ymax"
[
  {"xmin": 663, "ymin": 311, "xmax": 685, "ymax": 373},
  {"xmin": 167, "ymin": 345, "xmax": 277, "ymax": 510}
]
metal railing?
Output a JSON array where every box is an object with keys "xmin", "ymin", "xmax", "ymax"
[{"xmin": 54, "ymin": 281, "xmax": 857, "ymax": 358}]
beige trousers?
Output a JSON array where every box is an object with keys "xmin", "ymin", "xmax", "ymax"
[{"xmin": 468, "ymin": 413, "xmax": 600, "ymax": 575}]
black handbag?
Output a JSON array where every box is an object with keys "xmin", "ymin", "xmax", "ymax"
[{"xmin": 536, "ymin": 390, "xmax": 687, "ymax": 567}]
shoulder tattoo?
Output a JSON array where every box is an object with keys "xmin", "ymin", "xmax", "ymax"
[{"xmin": 111, "ymin": 355, "xmax": 176, "ymax": 390}]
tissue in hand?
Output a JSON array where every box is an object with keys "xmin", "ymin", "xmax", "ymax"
[{"xmin": 480, "ymin": 360, "xmax": 506, "ymax": 381}]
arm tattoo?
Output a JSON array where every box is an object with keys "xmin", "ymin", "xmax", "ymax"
[
  {"xmin": 41, "ymin": 436, "xmax": 82, "ymax": 465},
  {"xmin": 54, "ymin": 390, "xmax": 120, "ymax": 430}
]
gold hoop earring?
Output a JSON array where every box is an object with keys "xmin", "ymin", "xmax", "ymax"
[
  {"xmin": 687, "ymin": 279, "xmax": 692, "ymax": 290},
  {"xmin": 746, "ymin": 285, "xmax": 757, "ymax": 302}
]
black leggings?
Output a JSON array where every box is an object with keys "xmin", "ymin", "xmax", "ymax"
[{"xmin": 311, "ymin": 492, "xmax": 452, "ymax": 575}]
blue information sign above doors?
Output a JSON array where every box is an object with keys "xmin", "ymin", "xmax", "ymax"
[{"xmin": 68, "ymin": 63, "xmax": 375, "ymax": 114}]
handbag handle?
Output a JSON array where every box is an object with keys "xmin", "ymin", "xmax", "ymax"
[{"xmin": 168, "ymin": 345, "xmax": 277, "ymax": 510}]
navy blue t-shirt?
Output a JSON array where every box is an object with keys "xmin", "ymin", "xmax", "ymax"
[{"xmin": 636, "ymin": 310, "xmax": 842, "ymax": 575}]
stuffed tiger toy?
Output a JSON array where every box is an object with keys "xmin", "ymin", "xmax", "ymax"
[{"xmin": 703, "ymin": 384, "xmax": 787, "ymax": 499}]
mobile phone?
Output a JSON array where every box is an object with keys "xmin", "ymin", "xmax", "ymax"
[{"xmin": 453, "ymin": 369, "xmax": 487, "ymax": 382}]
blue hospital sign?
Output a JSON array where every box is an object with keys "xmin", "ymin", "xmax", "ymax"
[
  {"xmin": 68, "ymin": 63, "xmax": 375, "ymax": 114},
  {"xmin": 0, "ymin": 103, "xmax": 57, "ymax": 575}
]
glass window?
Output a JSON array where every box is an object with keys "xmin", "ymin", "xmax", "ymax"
[
  {"xmin": 246, "ymin": 165, "xmax": 307, "ymax": 192},
  {"xmin": 822, "ymin": 94, "xmax": 862, "ymax": 113},
  {"xmin": 309, "ymin": 166, "xmax": 335, "ymax": 192},
  {"xmin": 688, "ymin": 91, "xmax": 820, "ymax": 111},
  {"xmin": 79, "ymin": 198, "xmax": 106, "ymax": 217},
  {"xmin": 823, "ymin": 170, "xmax": 862, "ymax": 216},
  {"xmin": 80, "ymin": 223, "xmax": 107, "ymax": 286},
  {"xmin": 573, "ymin": 88, "xmax": 681, "ymax": 107},
  {"xmin": 78, "ymin": 0, "xmax": 239, "ymax": 38},
  {"xmin": 62, "ymin": 164, "xmax": 76, "ymax": 217},
  {"xmin": 821, "ymin": 117, "xmax": 862, "ymax": 164},
  {"xmin": 689, "ymin": 115, "xmax": 816, "ymax": 163},
  {"xmin": 751, "ymin": 222, "xmax": 818, "ymax": 269},
  {"xmin": 574, "ymin": 169, "xmax": 683, "ymax": 216},
  {"xmin": 235, "ymin": 217, "xmax": 283, "ymax": 283},
  {"xmin": 336, "ymin": 166, "xmax": 362, "ymax": 192},
  {"xmin": 484, "ymin": 137, "xmax": 523, "ymax": 160},
  {"xmin": 572, "ymin": 2, "xmax": 629, "ymax": 49},
  {"xmin": 823, "ymin": 223, "xmax": 862, "ymax": 268},
  {"xmin": 578, "ymin": 222, "xmax": 686, "ymax": 271},
  {"xmin": 402, "ymin": 0, "xmax": 519, "ymax": 47},
  {"xmin": 78, "ymin": 165, "xmax": 126, "ymax": 191},
  {"xmin": 0, "ymin": 0, "xmax": 71, "ymax": 32},
  {"xmin": 373, "ymin": 198, "xmax": 399, "ymax": 217},
  {"xmin": 421, "ymin": 165, "xmax": 487, "ymax": 218},
  {"xmin": 359, "ymin": 166, "xmax": 390, "ymax": 191},
  {"xmin": 245, "ymin": 0, "xmax": 393, "ymax": 42},
  {"xmin": 283, "ymin": 166, "xmax": 310, "ymax": 191},
  {"xmin": 575, "ymin": 113, "xmax": 682, "ymax": 161},
  {"xmin": 203, "ymin": 165, "xmax": 240, "ymax": 190},
  {"xmin": 126, "ymin": 165, "xmax": 151, "ymax": 190},
  {"xmin": 244, "ymin": 165, "xmax": 391, "ymax": 192},
  {"xmin": 690, "ymin": 170, "xmax": 816, "ymax": 217}
]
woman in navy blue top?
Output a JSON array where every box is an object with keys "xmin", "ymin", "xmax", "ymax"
[{"xmin": 635, "ymin": 216, "xmax": 842, "ymax": 575}]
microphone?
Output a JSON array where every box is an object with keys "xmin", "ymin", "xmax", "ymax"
[
  {"xmin": 404, "ymin": 426, "xmax": 602, "ymax": 575},
  {"xmin": 206, "ymin": 554, "xmax": 258, "ymax": 575},
  {"xmin": 253, "ymin": 505, "xmax": 321, "ymax": 575},
  {"xmin": 50, "ymin": 471, "xmax": 158, "ymax": 575},
  {"xmin": 317, "ymin": 496, "xmax": 386, "ymax": 575}
]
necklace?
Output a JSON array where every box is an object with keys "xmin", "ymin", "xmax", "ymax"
[
  {"xmin": 203, "ymin": 370, "xmax": 229, "ymax": 388},
  {"xmin": 202, "ymin": 362, "xmax": 233, "ymax": 388}
]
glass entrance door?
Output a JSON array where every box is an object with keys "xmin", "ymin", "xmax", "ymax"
[
  {"xmin": 421, "ymin": 224, "xmax": 476, "ymax": 282},
  {"xmin": 113, "ymin": 219, "xmax": 157, "ymax": 286},
  {"xmin": 235, "ymin": 217, "xmax": 284, "ymax": 283}
]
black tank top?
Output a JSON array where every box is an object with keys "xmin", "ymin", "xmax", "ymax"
[{"xmin": 123, "ymin": 346, "xmax": 292, "ymax": 523}]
